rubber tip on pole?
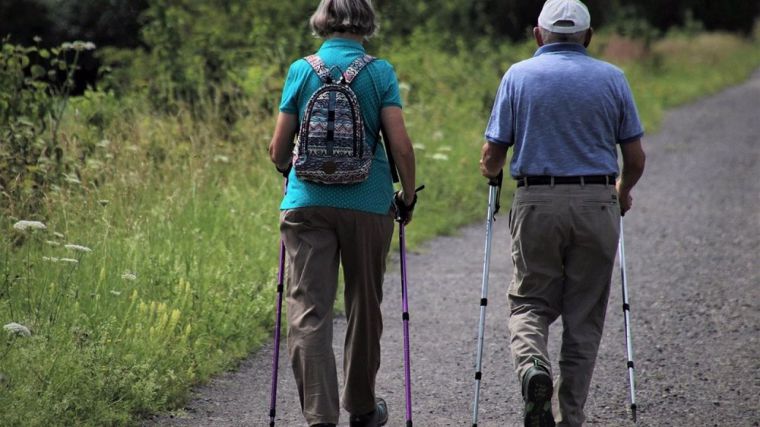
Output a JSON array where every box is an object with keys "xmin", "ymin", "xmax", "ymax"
[
  {"xmin": 475, "ymin": 371, "xmax": 482, "ymax": 380},
  {"xmin": 402, "ymin": 312, "xmax": 409, "ymax": 321},
  {"xmin": 269, "ymin": 421, "xmax": 275, "ymax": 427},
  {"xmin": 627, "ymin": 361, "xmax": 634, "ymax": 369},
  {"xmin": 480, "ymin": 298, "xmax": 488, "ymax": 306},
  {"xmin": 631, "ymin": 403, "xmax": 637, "ymax": 422},
  {"xmin": 406, "ymin": 421, "xmax": 413, "ymax": 427},
  {"xmin": 623, "ymin": 303, "xmax": 630, "ymax": 311}
]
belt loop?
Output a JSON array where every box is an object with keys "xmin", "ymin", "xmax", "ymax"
[
  {"xmin": 550, "ymin": 176, "xmax": 555, "ymax": 188},
  {"xmin": 580, "ymin": 176, "xmax": 585, "ymax": 187}
]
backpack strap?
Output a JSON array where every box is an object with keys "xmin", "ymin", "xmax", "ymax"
[
  {"xmin": 304, "ymin": 55, "xmax": 332, "ymax": 82},
  {"xmin": 342, "ymin": 54, "xmax": 374, "ymax": 84}
]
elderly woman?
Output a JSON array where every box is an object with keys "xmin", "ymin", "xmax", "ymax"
[{"xmin": 268, "ymin": 0, "xmax": 417, "ymax": 426}]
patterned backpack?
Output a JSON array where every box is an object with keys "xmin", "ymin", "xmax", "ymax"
[{"xmin": 293, "ymin": 54, "xmax": 375, "ymax": 184}]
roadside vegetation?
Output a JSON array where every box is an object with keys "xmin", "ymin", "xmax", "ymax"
[{"xmin": 1, "ymin": 2, "xmax": 759, "ymax": 424}]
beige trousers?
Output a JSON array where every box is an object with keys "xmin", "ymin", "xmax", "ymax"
[
  {"xmin": 280, "ymin": 207, "xmax": 394, "ymax": 426},
  {"xmin": 507, "ymin": 184, "xmax": 620, "ymax": 427}
]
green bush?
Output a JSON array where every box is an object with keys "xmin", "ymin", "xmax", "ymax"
[{"xmin": 0, "ymin": 39, "xmax": 96, "ymax": 216}]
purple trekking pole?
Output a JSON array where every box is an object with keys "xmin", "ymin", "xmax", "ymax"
[
  {"xmin": 395, "ymin": 185, "xmax": 424, "ymax": 427},
  {"xmin": 269, "ymin": 180, "xmax": 287, "ymax": 427}
]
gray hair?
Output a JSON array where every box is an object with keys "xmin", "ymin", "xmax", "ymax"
[
  {"xmin": 539, "ymin": 27, "xmax": 588, "ymax": 45},
  {"xmin": 310, "ymin": 0, "xmax": 378, "ymax": 38}
]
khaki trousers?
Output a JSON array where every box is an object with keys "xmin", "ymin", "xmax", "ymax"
[
  {"xmin": 507, "ymin": 184, "xmax": 620, "ymax": 427},
  {"xmin": 280, "ymin": 207, "xmax": 394, "ymax": 426}
]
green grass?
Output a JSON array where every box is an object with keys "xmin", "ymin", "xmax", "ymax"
[{"xmin": 1, "ymin": 30, "xmax": 759, "ymax": 425}]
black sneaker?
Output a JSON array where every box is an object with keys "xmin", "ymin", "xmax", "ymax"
[
  {"xmin": 310, "ymin": 424, "xmax": 336, "ymax": 427},
  {"xmin": 522, "ymin": 364, "xmax": 555, "ymax": 427},
  {"xmin": 349, "ymin": 397, "xmax": 388, "ymax": 427}
]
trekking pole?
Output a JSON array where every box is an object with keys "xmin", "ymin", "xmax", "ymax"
[
  {"xmin": 618, "ymin": 216, "xmax": 637, "ymax": 423},
  {"xmin": 269, "ymin": 180, "xmax": 287, "ymax": 427},
  {"xmin": 471, "ymin": 171, "xmax": 502, "ymax": 427},
  {"xmin": 397, "ymin": 185, "xmax": 424, "ymax": 427}
]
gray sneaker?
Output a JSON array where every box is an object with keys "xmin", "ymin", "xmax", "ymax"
[
  {"xmin": 522, "ymin": 364, "xmax": 555, "ymax": 427},
  {"xmin": 349, "ymin": 397, "xmax": 388, "ymax": 427}
]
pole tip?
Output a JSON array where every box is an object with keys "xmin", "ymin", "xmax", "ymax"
[{"xmin": 631, "ymin": 403, "xmax": 637, "ymax": 423}]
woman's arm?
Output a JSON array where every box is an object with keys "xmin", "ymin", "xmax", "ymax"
[
  {"xmin": 268, "ymin": 112, "xmax": 298, "ymax": 171},
  {"xmin": 381, "ymin": 106, "xmax": 416, "ymax": 205}
]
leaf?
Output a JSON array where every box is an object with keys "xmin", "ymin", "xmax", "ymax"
[
  {"xmin": 30, "ymin": 64, "xmax": 45, "ymax": 79},
  {"xmin": 39, "ymin": 49, "xmax": 50, "ymax": 59}
]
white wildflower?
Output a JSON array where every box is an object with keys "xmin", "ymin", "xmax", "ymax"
[
  {"xmin": 60, "ymin": 258, "xmax": 79, "ymax": 264},
  {"xmin": 13, "ymin": 220, "xmax": 47, "ymax": 231},
  {"xmin": 213, "ymin": 155, "xmax": 230, "ymax": 163},
  {"xmin": 121, "ymin": 272, "xmax": 137, "ymax": 281},
  {"xmin": 42, "ymin": 256, "xmax": 60, "ymax": 262},
  {"xmin": 65, "ymin": 244, "xmax": 92, "ymax": 253},
  {"xmin": 110, "ymin": 290, "xmax": 122, "ymax": 296},
  {"xmin": 431, "ymin": 153, "xmax": 449, "ymax": 161},
  {"xmin": 438, "ymin": 145, "xmax": 453, "ymax": 151},
  {"xmin": 433, "ymin": 130, "xmax": 444, "ymax": 141},
  {"xmin": 3, "ymin": 322, "xmax": 31, "ymax": 337},
  {"xmin": 53, "ymin": 232, "xmax": 65, "ymax": 239},
  {"xmin": 45, "ymin": 240, "xmax": 61, "ymax": 246},
  {"xmin": 413, "ymin": 143, "xmax": 426, "ymax": 150}
]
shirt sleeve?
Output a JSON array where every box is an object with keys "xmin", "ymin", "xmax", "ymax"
[
  {"xmin": 616, "ymin": 75, "xmax": 645, "ymax": 144},
  {"xmin": 484, "ymin": 71, "xmax": 514, "ymax": 146},
  {"xmin": 279, "ymin": 61, "xmax": 302, "ymax": 114},
  {"xmin": 382, "ymin": 62, "xmax": 403, "ymax": 109}
]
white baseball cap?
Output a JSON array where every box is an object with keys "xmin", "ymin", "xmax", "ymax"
[{"xmin": 538, "ymin": 0, "xmax": 591, "ymax": 34}]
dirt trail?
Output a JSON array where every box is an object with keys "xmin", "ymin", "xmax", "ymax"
[{"xmin": 145, "ymin": 70, "xmax": 760, "ymax": 427}]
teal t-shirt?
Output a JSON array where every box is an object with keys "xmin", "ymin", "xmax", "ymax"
[{"xmin": 279, "ymin": 38, "xmax": 402, "ymax": 214}]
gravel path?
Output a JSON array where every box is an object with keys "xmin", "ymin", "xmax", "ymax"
[{"xmin": 145, "ymin": 70, "xmax": 760, "ymax": 427}]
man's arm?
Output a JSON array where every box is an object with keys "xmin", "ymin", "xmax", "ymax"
[
  {"xmin": 617, "ymin": 138, "xmax": 646, "ymax": 215},
  {"xmin": 480, "ymin": 141, "xmax": 509, "ymax": 179}
]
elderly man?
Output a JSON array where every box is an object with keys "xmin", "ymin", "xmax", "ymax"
[{"xmin": 479, "ymin": 1, "xmax": 646, "ymax": 426}]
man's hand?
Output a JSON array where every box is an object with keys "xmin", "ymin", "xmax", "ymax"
[{"xmin": 617, "ymin": 183, "xmax": 633, "ymax": 215}]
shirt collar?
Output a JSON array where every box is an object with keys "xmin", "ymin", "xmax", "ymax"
[
  {"xmin": 319, "ymin": 38, "xmax": 366, "ymax": 52},
  {"xmin": 534, "ymin": 42, "xmax": 588, "ymax": 57}
]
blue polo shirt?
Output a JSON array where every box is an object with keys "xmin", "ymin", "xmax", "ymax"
[
  {"xmin": 485, "ymin": 43, "xmax": 644, "ymax": 178},
  {"xmin": 279, "ymin": 38, "xmax": 402, "ymax": 214}
]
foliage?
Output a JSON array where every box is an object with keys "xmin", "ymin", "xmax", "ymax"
[{"xmin": 0, "ymin": 39, "xmax": 97, "ymax": 216}]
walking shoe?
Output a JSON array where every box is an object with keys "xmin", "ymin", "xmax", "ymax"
[
  {"xmin": 522, "ymin": 364, "xmax": 555, "ymax": 427},
  {"xmin": 310, "ymin": 424, "xmax": 336, "ymax": 427},
  {"xmin": 349, "ymin": 397, "xmax": 388, "ymax": 427}
]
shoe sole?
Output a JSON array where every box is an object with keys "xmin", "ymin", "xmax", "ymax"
[{"xmin": 524, "ymin": 373, "xmax": 554, "ymax": 427}]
